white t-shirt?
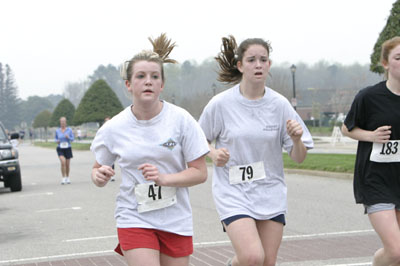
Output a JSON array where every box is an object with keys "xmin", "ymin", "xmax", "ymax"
[
  {"xmin": 90, "ymin": 102, "xmax": 209, "ymax": 236},
  {"xmin": 199, "ymin": 85, "xmax": 314, "ymax": 221}
]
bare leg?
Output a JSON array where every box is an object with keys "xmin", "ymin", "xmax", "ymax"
[
  {"xmin": 160, "ymin": 253, "xmax": 189, "ymax": 266},
  {"xmin": 369, "ymin": 210, "xmax": 400, "ymax": 266},
  {"xmin": 65, "ymin": 159, "xmax": 71, "ymax": 177},
  {"xmin": 58, "ymin": 156, "xmax": 66, "ymax": 177},
  {"xmin": 256, "ymin": 219, "xmax": 284, "ymax": 266},
  {"xmin": 123, "ymin": 248, "xmax": 160, "ymax": 266},
  {"xmin": 224, "ymin": 217, "xmax": 265, "ymax": 266}
]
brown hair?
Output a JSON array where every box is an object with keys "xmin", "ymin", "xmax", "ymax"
[
  {"xmin": 121, "ymin": 33, "xmax": 177, "ymax": 82},
  {"xmin": 215, "ymin": 35, "xmax": 272, "ymax": 84}
]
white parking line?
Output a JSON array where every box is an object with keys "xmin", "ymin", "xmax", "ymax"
[
  {"xmin": 36, "ymin": 206, "xmax": 82, "ymax": 213},
  {"xmin": 62, "ymin": 229, "xmax": 374, "ymax": 244},
  {"xmin": 63, "ymin": 235, "xmax": 117, "ymax": 242},
  {"xmin": 0, "ymin": 250, "xmax": 115, "ymax": 265},
  {"xmin": 19, "ymin": 192, "xmax": 53, "ymax": 197},
  {"xmin": 325, "ymin": 263, "xmax": 372, "ymax": 266},
  {"xmin": 283, "ymin": 229, "xmax": 374, "ymax": 239}
]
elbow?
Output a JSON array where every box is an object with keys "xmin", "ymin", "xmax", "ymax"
[
  {"xmin": 198, "ymin": 170, "xmax": 208, "ymax": 184},
  {"xmin": 341, "ymin": 124, "xmax": 349, "ymax": 137}
]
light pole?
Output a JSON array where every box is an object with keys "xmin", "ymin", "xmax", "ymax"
[
  {"xmin": 290, "ymin": 64, "xmax": 297, "ymax": 110},
  {"xmin": 212, "ymin": 83, "xmax": 216, "ymax": 97}
]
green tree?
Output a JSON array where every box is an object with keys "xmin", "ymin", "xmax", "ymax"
[
  {"xmin": 370, "ymin": 0, "xmax": 400, "ymax": 74},
  {"xmin": 0, "ymin": 63, "xmax": 4, "ymax": 120},
  {"xmin": 49, "ymin": 99, "xmax": 75, "ymax": 127},
  {"xmin": 20, "ymin": 96, "xmax": 53, "ymax": 127},
  {"xmin": 73, "ymin": 79, "xmax": 123, "ymax": 126},
  {"xmin": 0, "ymin": 64, "xmax": 21, "ymax": 130},
  {"xmin": 33, "ymin": 110, "xmax": 52, "ymax": 141},
  {"xmin": 88, "ymin": 64, "xmax": 130, "ymax": 107}
]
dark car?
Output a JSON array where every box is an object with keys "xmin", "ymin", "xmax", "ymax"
[{"xmin": 0, "ymin": 122, "xmax": 22, "ymax": 192}]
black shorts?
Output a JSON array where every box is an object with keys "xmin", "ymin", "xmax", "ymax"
[
  {"xmin": 221, "ymin": 214, "xmax": 286, "ymax": 232},
  {"xmin": 56, "ymin": 147, "xmax": 73, "ymax": 159}
]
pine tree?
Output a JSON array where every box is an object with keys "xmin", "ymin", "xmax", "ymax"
[
  {"xmin": 0, "ymin": 63, "xmax": 4, "ymax": 119},
  {"xmin": 49, "ymin": 99, "xmax": 75, "ymax": 127},
  {"xmin": 0, "ymin": 64, "xmax": 21, "ymax": 130},
  {"xmin": 73, "ymin": 79, "xmax": 123, "ymax": 126},
  {"xmin": 370, "ymin": 0, "xmax": 400, "ymax": 74},
  {"xmin": 33, "ymin": 110, "xmax": 52, "ymax": 142}
]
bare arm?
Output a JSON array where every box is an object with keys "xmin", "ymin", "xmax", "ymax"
[
  {"xmin": 287, "ymin": 119, "xmax": 307, "ymax": 163},
  {"xmin": 91, "ymin": 161, "xmax": 115, "ymax": 187},
  {"xmin": 341, "ymin": 124, "xmax": 391, "ymax": 143},
  {"xmin": 138, "ymin": 155, "xmax": 208, "ymax": 187}
]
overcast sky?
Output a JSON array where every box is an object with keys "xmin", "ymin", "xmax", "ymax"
[{"xmin": 0, "ymin": 0, "xmax": 395, "ymax": 99}]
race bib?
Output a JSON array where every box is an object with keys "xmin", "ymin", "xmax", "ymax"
[
  {"xmin": 60, "ymin": 142, "xmax": 69, "ymax": 148},
  {"xmin": 370, "ymin": 140, "xmax": 400, "ymax": 163},
  {"xmin": 135, "ymin": 182, "xmax": 177, "ymax": 213},
  {"xmin": 229, "ymin": 161, "xmax": 266, "ymax": 185}
]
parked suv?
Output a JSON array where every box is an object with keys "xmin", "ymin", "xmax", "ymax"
[{"xmin": 0, "ymin": 122, "xmax": 22, "ymax": 192}]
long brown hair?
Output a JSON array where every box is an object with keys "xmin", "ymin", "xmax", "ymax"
[{"xmin": 215, "ymin": 35, "xmax": 272, "ymax": 84}]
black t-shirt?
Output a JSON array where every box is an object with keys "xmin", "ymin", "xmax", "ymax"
[{"xmin": 344, "ymin": 81, "xmax": 400, "ymax": 205}]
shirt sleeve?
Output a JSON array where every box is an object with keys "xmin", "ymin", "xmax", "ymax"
[
  {"xmin": 181, "ymin": 114, "xmax": 210, "ymax": 163},
  {"xmin": 198, "ymin": 97, "xmax": 222, "ymax": 143},
  {"xmin": 90, "ymin": 125, "xmax": 117, "ymax": 166},
  {"xmin": 344, "ymin": 90, "xmax": 366, "ymax": 131}
]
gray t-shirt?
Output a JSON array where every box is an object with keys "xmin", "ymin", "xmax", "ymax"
[
  {"xmin": 199, "ymin": 85, "xmax": 313, "ymax": 221},
  {"xmin": 91, "ymin": 102, "xmax": 209, "ymax": 236}
]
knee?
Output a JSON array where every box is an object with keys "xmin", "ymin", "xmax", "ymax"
[
  {"xmin": 239, "ymin": 252, "xmax": 265, "ymax": 266},
  {"xmin": 264, "ymin": 257, "xmax": 277, "ymax": 266},
  {"xmin": 384, "ymin": 247, "xmax": 400, "ymax": 264}
]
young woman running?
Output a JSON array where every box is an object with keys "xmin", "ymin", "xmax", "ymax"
[
  {"xmin": 90, "ymin": 33, "xmax": 209, "ymax": 266},
  {"xmin": 199, "ymin": 35, "xmax": 313, "ymax": 266}
]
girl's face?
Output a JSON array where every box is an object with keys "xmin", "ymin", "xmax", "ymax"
[
  {"xmin": 59, "ymin": 118, "xmax": 66, "ymax": 127},
  {"xmin": 126, "ymin": 60, "xmax": 164, "ymax": 104},
  {"xmin": 237, "ymin": 44, "xmax": 271, "ymax": 84},
  {"xmin": 383, "ymin": 44, "xmax": 400, "ymax": 80}
]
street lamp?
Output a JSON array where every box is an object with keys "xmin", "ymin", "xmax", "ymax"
[
  {"xmin": 290, "ymin": 64, "xmax": 297, "ymax": 110},
  {"xmin": 212, "ymin": 83, "xmax": 216, "ymax": 96}
]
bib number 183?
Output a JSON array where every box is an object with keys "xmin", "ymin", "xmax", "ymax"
[{"xmin": 370, "ymin": 140, "xmax": 400, "ymax": 163}]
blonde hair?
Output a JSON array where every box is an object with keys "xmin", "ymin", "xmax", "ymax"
[
  {"xmin": 215, "ymin": 35, "xmax": 272, "ymax": 84},
  {"xmin": 120, "ymin": 33, "xmax": 177, "ymax": 81}
]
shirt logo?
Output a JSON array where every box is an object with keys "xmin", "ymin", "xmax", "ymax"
[
  {"xmin": 160, "ymin": 138, "xmax": 177, "ymax": 150},
  {"xmin": 263, "ymin": 124, "xmax": 279, "ymax": 131}
]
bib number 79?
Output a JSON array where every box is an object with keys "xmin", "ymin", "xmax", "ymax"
[
  {"xmin": 229, "ymin": 161, "xmax": 266, "ymax": 185},
  {"xmin": 239, "ymin": 166, "xmax": 253, "ymax": 181}
]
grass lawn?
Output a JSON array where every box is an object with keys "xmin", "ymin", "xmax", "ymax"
[
  {"xmin": 34, "ymin": 142, "xmax": 356, "ymax": 173},
  {"xmin": 282, "ymin": 153, "xmax": 355, "ymax": 173},
  {"xmin": 34, "ymin": 142, "xmax": 91, "ymax": 150}
]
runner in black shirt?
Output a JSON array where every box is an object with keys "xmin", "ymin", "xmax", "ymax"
[{"xmin": 342, "ymin": 36, "xmax": 400, "ymax": 266}]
